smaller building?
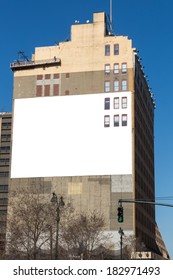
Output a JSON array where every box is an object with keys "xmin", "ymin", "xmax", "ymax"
[
  {"xmin": 0, "ymin": 112, "xmax": 12, "ymax": 254},
  {"xmin": 130, "ymin": 223, "xmax": 170, "ymax": 259},
  {"xmin": 155, "ymin": 223, "xmax": 170, "ymax": 259}
]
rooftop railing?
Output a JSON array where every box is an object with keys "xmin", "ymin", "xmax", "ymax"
[{"xmin": 10, "ymin": 58, "xmax": 61, "ymax": 71}]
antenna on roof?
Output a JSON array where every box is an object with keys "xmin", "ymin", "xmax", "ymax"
[
  {"xmin": 106, "ymin": 0, "xmax": 114, "ymax": 35},
  {"xmin": 18, "ymin": 51, "xmax": 30, "ymax": 62},
  {"xmin": 110, "ymin": 0, "xmax": 113, "ymax": 34}
]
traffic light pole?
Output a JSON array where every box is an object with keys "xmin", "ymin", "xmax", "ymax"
[
  {"xmin": 117, "ymin": 203, "xmax": 124, "ymax": 259},
  {"xmin": 118, "ymin": 199, "xmax": 173, "ymax": 208},
  {"xmin": 118, "ymin": 227, "xmax": 124, "ymax": 259},
  {"xmin": 116, "ymin": 199, "xmax": 173, "ymax": 259}
]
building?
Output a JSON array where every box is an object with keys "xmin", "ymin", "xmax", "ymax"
[
  {"xmin": 0, "ymin": 112, "xmax": 12, "ymax": 254},
  {"xmin": 155, "ymin": 223, "xmax": 170, "ymax": 259},
  {"xmin": 9, "ymin": 12, "xmax": 163, "ymax": 257}
]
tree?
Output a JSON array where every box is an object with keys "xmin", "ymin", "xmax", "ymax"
[
  {"xmin": 6, "ymin": 190, "xmax": 113, "ymax": 260},
  {"xmin": 6, "ymin": 190, "xmax": 57, "ymax": 259},
  {"xmin": 60, "ymin": 211, "xmax": 113, "ymax": 259},
  {"xmin": 123, "ymin": 234, "xmax": 147, "ymax": 259}
]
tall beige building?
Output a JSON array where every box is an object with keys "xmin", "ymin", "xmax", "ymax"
[
  {"xmin": 0, "ymin": 112, "xmax": 11, "ymax": 254},
  {"xmin": 10, "ymin": 12, "xmax": 161, "ymax": 257}
]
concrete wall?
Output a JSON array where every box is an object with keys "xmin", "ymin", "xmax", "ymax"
[{"xmin": 9, "ymin": 174, "xmax": 134, "ymax": 236}]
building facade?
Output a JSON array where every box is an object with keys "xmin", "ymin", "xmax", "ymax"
[
  {"xmin": 0, "ymin": 112, "xmax": 11, "ymax": 254},
  {"xmin": 9, "ymin": 12, "xmax": 160, "ymax": 256},
  {"xmin": 155, "ymin": 223, "xmax": 170, "ymax": 259}
]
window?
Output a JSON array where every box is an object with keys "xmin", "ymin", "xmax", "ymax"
[
  {"xmin": 114, "ymin": 115, "xmax": 119, "ymax": 127},
  {"xmin": 0, "ymin": 172, "xmax": 9, "ymax": 177},
  {"xmin": 104, "ymin": 115, "xmax": 110, "ymax": 127},
  {"xmin": 105, "ymin": 64, "xmax": 110, "ymax": 75},
  {"xmin": 54, "ymin": 73, "xmax": 59, "ymax": 79},
  {"xmin": 122, "ymin": 63, "xmax": 127, "ymax": 74},
  {"xmin": 114, "ymin": 63, "xmax": 119, "ymax": 74},
  {"xmin": 2, "ymin": 117, "xmax": 11, "ymax": 122},
  {"xmin": 104, "ymin": 81, "xmax": 110, "ymax": 92},
  {"xmin": 1, "ymin": 135, "xmax": 11, "ymax": 142},
  {"xmin": 36, "ymin": 85, "xmax": 42, "ymax": 97},
  {"xmin": 0, "ymin": 185, "xmax": 8, "ymax": 191},
  {"xmin": 0, "ymin": 146, "xmax": 10, "ymax": 153},
  {"xmin": 0, "ymin": 198, "xmax": 8, "ymax": 205},
  {"xmin": 2, "ymin": 134, "xmax": 11, "ymax": 137},
  {"xmin": 53, "ymin": 84, "xmax": 59, "ymax": 96},
  {"xmin": 114, "ymin": 44, "xmax": 119, "ymax": 55},
  {"xmin": 104, "ymin": 98, "xmax": 110, "ymax": 110},
  {"xmin": 122, "ymin": 97, "xmax": 127, "ymax": 108},
  {"xmin": 0, "ymin": 158, "xmax": 9, "ymax": 165},
  {"xmin": 122, "ymin": 80, "xmax": 127, "ymax": 91},
  {"xmin": 37, "ymin": 75, "xmax": 43, "ymax": 80},
  {"xmin": 2, "ymin": 122, "xmax": 11, "ymax": 127},
  {"xmin": 45, "ymin": 74, "xmax": 51, "ymax": 79},
  {"xmin": 105, "ymin": 45, "xmax": 110, "ymax": 56},
  {"xmin": 114, "ymin": 97, "xmax": 119, "ymax": 109},
  {"xmin": 122, "ymin": 114, "xmax": 127, "ymax": 126},
  {"xmin": 44, "ymin": 85, "xmax": 50, "ymax": 96},
  {"xmin": 0, "ymin": 210, "xmax": 7, "ymax": 215},
  {"xmin": 114, "ymin": 80, "xmax": 119, "ymax": 92}
]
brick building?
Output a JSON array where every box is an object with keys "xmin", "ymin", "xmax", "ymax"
[
  {"xmin": 0, "ymin": 112, "xmax": 11, "ymax": 253},
  {"xmin": 9, "ymin": 12, "xmax": 162, "ymax": 257}
]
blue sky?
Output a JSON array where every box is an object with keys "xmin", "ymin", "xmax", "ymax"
[{"xmin": 1, "ymin": 0, "xmax": 173, "ymax": 258}]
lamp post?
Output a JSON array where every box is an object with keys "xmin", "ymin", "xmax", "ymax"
[
  {"xmin": 46, "ymin": 224, "xmax": 53, "ymax": 259},
  {"xmin": 118, "ymin": 227, "xmax": 124, "ymax": 260},
  {"xmin": 50, "ymin": 192, "xmax": 65, "ymax": 259}
]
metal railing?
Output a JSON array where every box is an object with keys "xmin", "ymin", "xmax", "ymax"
[{"xmin": 10, "ymin": 58, "xmax": 61, "ymax": 71}]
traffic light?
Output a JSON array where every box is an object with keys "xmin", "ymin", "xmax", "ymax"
[{"xmin": 117, "ymin": 206, "xmax": 123, "ymax": 223}]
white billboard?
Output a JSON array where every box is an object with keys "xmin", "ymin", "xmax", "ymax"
[{"xmin": 11, "ymin": 92, "xmax": 132, "ymax": 178}]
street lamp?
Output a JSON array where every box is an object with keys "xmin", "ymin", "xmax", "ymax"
[
  {"xmin": 118, "ymin": 227, "xmax": 124, "ymax": 260},
  {"xmin": 50, "ymin": 192, "xmax": 65, "ymax": 259}
]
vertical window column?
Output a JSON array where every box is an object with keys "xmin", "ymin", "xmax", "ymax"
[
  {"xmin": 44, "ymin": 85, "xmax": 50, "ymax": 96},
  {"xmin": 36, "ymin": 75, "xmax": 43, "ymax": 97},
  {"xmin": 53, "ymin": 84, "xmax": 59, "ymax": 96},
  {"xmin": 36, "ymin": 85, "xmax": 42, "ymax": 97},
  {"xmin": 53, "ymin": 73, "xmax": 60, "ymax": 96}
]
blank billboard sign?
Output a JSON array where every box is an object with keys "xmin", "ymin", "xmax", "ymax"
[{"xmin": 11, "ymin": 92, "xmax": 132, "ymax": 178}]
